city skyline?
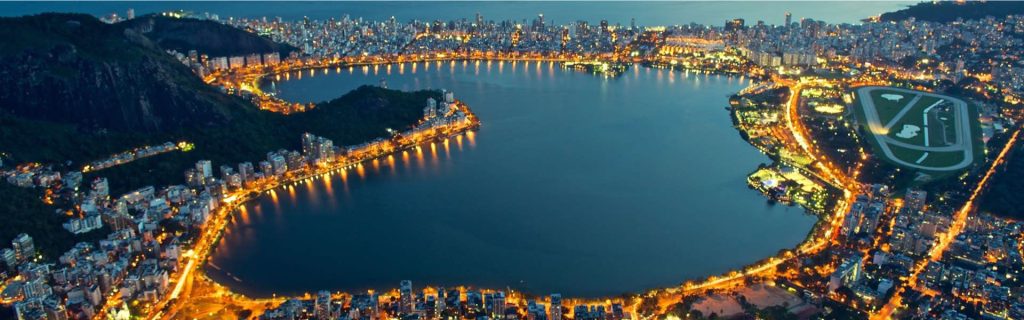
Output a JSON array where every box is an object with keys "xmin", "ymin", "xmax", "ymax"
[{"xmin": 0, "ymin": 1, "xmax": 1022, "ymax": 320}]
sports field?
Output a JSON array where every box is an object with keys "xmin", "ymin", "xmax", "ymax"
[{"xmin": 853, "ymin": 86, "xmax": 981, "ymax": 173}]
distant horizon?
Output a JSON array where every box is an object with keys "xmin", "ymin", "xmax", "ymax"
[{"xmin": 0, "ymin": 1, "xmax": 916, "ymax": 27}]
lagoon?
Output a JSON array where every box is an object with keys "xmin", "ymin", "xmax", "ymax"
[{"xmin": 208, "ymin": 61, "xmax": 816, "ymax": 298}]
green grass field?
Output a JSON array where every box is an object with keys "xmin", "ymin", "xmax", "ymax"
[
  {"xmin": 853, "ymin": 86, "xmax": 982, "ymax": 180},
  {"xmin": 870, "ymin": 89, "xmax": 913, "ymax": 124}
]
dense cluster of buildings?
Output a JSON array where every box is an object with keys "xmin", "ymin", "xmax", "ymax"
[
  {"xmin": 221, "ymin": 13, "xmax": 638, "ymax": 60},
  {"xmin": 0, "ymin": 91, "xmax": 474, "ymax": 319},
  {"xmin": 261, "ymin": 281, "xmax": 627, "ymax": 320},
  {"xmin": 2, "ymin": 5, "xmax": 1020, "ymax": 320},
  {"xmin": 111, "ymin": 6, "xmax": 1024, "ymax": 106},
  {"xmin": 167, "ymin": 48, "xmax": 284, "ymax": 78},
  {"xmin": 825, "ymin": 186, "xmax": 1024, "ymax": 319}
]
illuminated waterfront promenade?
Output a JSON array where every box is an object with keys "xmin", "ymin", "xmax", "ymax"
[
  {"xmin": 169, "ymin": 27, "xmax": 1018, "ymax": 318},
  {"xmin": 143, "ymin": 97, "xmax": 480, "ymax": 319},
  {"xmin": 165, "ymin": 52, "xmax": 847, "ymax": 319}
]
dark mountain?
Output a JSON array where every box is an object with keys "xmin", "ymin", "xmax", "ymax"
[
  {"xmin": 0, "ymin": 13, "xmax": 437, "ymax": 175},
  {"xmin": 879, "ymin": 1, "xmax": 1024, "ymax": 23},
  {"xmin": 0, "ymin": 13, "xmax": 249, "ymax": 133},
  {"xmin": 120, "ymin": 14, "xmax": 297, "ymax": 57},
  {"xmin": 0, "ymin": 13, "xmax": 439, "ymax": 257}
]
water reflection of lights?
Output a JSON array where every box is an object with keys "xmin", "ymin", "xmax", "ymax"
[
  {"xmin": 239, "ymin": 205, "xmax": 250, "ymax": 224},
  {"xmin": 466, "ymin": 130, "xmax": 477, "ymax": 148},
  {"xmin": 305, "ymin": 178, "xmax": 318, "ymax": 203},
  {"xmin": 430, "ymin": 142, "xmax": 439, "ymax": 164},
  {"xmin": 269, "ymin": 189, "xmax": 281, "ymax": 213},
  {"xmin": 323, "ymin": 173, "xmax": 334, "ymax": 197},
  {"xmin": 387, "ymin": 155, "xmax": 397, "ymax": 176},
  {"xmin": 402, "ymin": 150, "xmax": 411, "ymax": 166},
  {"xmin": 415, "ymin": 145, "xmax": 426, "ymax": 170}
]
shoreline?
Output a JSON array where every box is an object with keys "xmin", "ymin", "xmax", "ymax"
[{"xmin": 172, "ymin": 59, "xmax": 845, "ymax": 319}]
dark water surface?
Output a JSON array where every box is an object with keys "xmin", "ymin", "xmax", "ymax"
[{"xmin": 206, "ymin": 61, "xmax": 816, "ymax": 297}]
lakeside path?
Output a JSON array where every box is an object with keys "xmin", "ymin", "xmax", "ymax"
[
  {"xmin": 145, "ymin": 101, "xmax": 480, "ymax": 320},
  {"xmin": 162, "ymin": 61, "xmax": 856, "ymax": 320},
  {"xmin": 635, "ymin": 79, "xmax": 860, "ymax": 318}
]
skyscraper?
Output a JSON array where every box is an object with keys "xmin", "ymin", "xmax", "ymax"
[
  {"xmin": 315, "ymin": 290, "xmax": 332, "ymax": 320},
  {"xmin": 725, "ymin": 18, "xmax": 745, "ymax": 33},
  {"xmin": 550, "ymin": 294, "xmax": 562, "ymax": 320},
  {"xmin": 399, "ymin": 280, "xmax": 414, "ymax": 315},
  {"xmin": 196, "ymin": 160, "xmax": 212, "ymax": 179},
  {"xmin": 434, "ymin": 287, "xmax": 446, "ymax": 319},
  {"xmin": 12, "ymin": 233, "xmax": 35, "ymax": 262},
  {"xmin": 486, "ymin": 291, "xmax": 506, "ymax": 318},
  {"xmin": 785, "ymin": 12, "xmax": 792, "ymax": 27}
]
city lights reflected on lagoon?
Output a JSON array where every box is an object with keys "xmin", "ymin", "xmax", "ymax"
[
  {"xmin": 401, "ymin": 150, "xmax": 410, "ymax": 166},
  {"xmin": 225, "ymin": 58, "xmax": 816, "ymax": 297},
  {"xmin": 429, "ymin": 142, "xmax": 439, "ymax": 164},
  {"xmin": 414, "ymin": 145, "xmax": 425, "ymax": 170},
  {"xmin": 269, "ymin": 189, "xmax": 281, "ymax": 213},
  {"xmin": 466, "ymin": 130, "xmax": 477, "ymax": 148},
  {"xmin": 304, "ymin": 177, "xmax": 319, "ymax": 203},
  {"xmin": 239, "ymin": 205, "xmax": 251, "ymax": 225},
  {"xmin": 322, "ymin": 173, "xmax": 334, "ymax": 197},
  {"xmin": 387, "ymin": 154, "xmax": 397, "ymax": 177}
]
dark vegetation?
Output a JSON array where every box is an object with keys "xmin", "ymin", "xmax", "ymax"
[
  {"xmin": 879, "ymin": 1, "xmax": 1024, "ymax": 23},
  {"xmin": 0, "ymin": 13, "xmax": 438, "ymax": 254},
  {"xmin": 0, "ymin": 13, "xmax": 250, "ymax": 133},
  {"xmin": 120, "ymin": 14, "xmax": 297, "ymax": 57},
  {"xmin": 81, "ymin": 85, "xmax": 438, "ymax": 194},
  {"xmin": 0, "ymin": 183, "xmax": 108, "ymax": 260},
  {"xmin": 977, "ymin": 133, "xmax": 1024, "ymax": 220}
]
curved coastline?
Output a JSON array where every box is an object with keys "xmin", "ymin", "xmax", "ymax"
[{"xmin": 195, "ymin": 57, "xmax": 848, "ymax": 312}]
